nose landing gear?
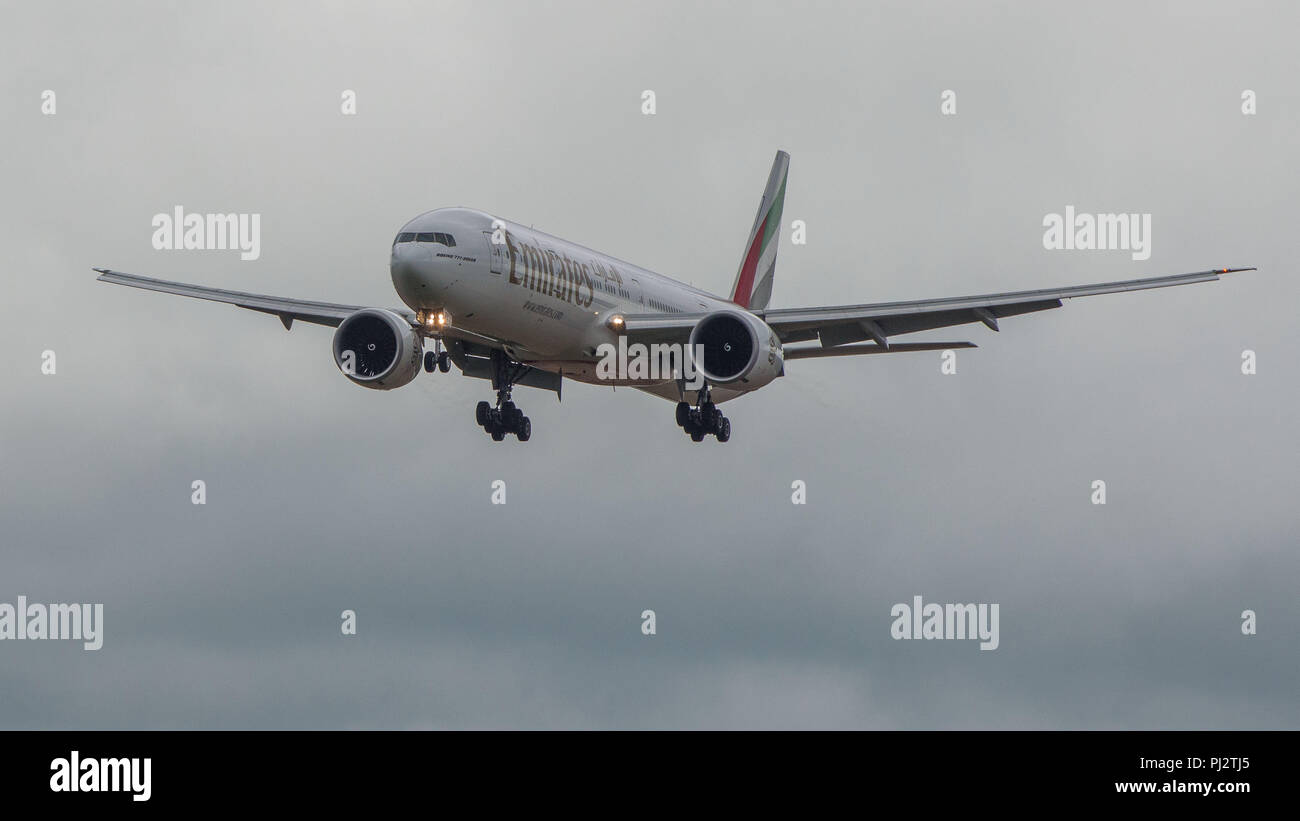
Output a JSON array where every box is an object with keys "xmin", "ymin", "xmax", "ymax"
[{"xmin": 423, "ymin": 340, "xmax": 451, "ymax": 373}]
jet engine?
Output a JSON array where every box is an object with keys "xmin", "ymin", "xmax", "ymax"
[
  {"xmin": 332, "ymin": 308, "xmax": 423, "ymax": 390},
  {"xmin": 687, "ymin": 309, "xmax": 783, "ymax": 389}
]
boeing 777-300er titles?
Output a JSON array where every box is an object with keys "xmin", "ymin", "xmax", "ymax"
[{"xmin": 96, "ymin": 151, "xmax": 1251, "ymax": 443}]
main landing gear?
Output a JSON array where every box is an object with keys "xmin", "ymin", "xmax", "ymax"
[
  {"xmin": 476, "ymin": 351, "xmax": 532, "ymax": 442},
  {"xmin": 676, "ymin": 386, "xmax": 730, "ymax": 443}
]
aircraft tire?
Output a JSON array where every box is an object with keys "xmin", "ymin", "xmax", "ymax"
[{"xmin": 675, "ymin": 402, "xmax": 690, "ymax": 427}]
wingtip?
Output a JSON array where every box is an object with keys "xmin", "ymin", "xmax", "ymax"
[{"xmin": 1218, "ymin": 267, "xmax": 1256, "ymax": 274}]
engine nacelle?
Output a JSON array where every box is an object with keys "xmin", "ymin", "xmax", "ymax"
[
  {"xmin": 332, "ymin": 308, "xmax": 423, "ymax": 390},
  {"xmin": 687, "ymin": 309, "xmax": 784, "ymax": 389}
]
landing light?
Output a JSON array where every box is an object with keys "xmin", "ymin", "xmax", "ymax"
[
  {"xmin": 426, "ymin": 310, "xmax": 451, "ymax": 329},
  {"xmin": 606, "ymin": 314, "xmax": 625, "ymax": 331}
]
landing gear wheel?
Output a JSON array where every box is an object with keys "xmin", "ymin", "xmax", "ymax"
[
  {"xmin": 517, "ymin": 416, "xmax": 531, "ymax": 442},
  {"xmin": 475, "ymin": 401, "xmax": 491, "ymax": 427},
  {"xmin": 499, "ymin": 403, "xmax": 520, "ymax": 430},
  {"xmin": 716, "ymin": 417, "xmax": 731, "ymax": 442},
  {"xmin": 689, "ymin": 429, "xmax": 705, "ymax": 442},
  {"xmin": 675, "ymin": 402, "xmax": 690, "ymax": 427},
  {"xmin": 438, "ymin": 351, "xmax": 451, "ymax": 372},
  {"xmin": 490, "ymin": 427, "xmax": 505, "ymax": 441},
  {"xmin": 424, "ymin": 351, "xmax": 438, "ymax": 373}
]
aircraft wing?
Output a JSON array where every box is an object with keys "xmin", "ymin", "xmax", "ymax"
[
  {"xmin": 622, "ymin": 267, "xmax": 1252, "ymax": 350},
  {"xmin": 94, "ymin": 268, "xmax": 411, "ymax": 329},
  {"xmin": 95, "ymin": 267, "xmax": 548, "ymax": 385}
]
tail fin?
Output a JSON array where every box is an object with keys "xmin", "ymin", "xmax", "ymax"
[{"xmin": 728, "ymin": 150, "xmax": 789, "ymax": 311}]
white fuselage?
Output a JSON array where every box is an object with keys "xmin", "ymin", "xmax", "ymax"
[{"xmin": 389, "ymin": 207, "xmax": 750, "ymax": 398}]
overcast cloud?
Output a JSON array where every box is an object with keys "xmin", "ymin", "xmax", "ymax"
[{"xmin": 1, "ymin": 0, "xmax": 1296, "ymax": 728}]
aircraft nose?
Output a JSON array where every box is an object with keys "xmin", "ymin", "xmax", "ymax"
[
  {"xmin": 392, "ymin": 242, "xmax": 420, "ymax": 263},
  {"xmin": 390, "ymin": 242, "xmax": 426, "ymax": 276},
  {"xmin": 390, "ymin": 244, "xmax": 424, "ymax": 291},
  {"xmin": 390, "ymin": 240, "xmax": 454, "ymax": 307}
]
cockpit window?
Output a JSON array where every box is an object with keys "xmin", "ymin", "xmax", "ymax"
[
  {"xmin": 412, "ymin": 232, "xmax": 457, "ymax": 246},
  {"xmin": 395, "ymin": 231, "xmax": 456, "ymax": 247}
]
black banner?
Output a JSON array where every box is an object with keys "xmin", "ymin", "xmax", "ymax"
[{"xmin": 2, "ymin": 731, "xmax": 1285, "ymax": 808}]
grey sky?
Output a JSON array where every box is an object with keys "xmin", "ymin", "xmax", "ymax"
[{"xmin": 1, "ymin": 0, "xmax": 1296, "ymax": 728}]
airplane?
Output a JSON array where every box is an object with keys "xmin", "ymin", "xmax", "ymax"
[{"xmin": 96, "ymin": 151, "xmax": 1251, "ymax": 443}]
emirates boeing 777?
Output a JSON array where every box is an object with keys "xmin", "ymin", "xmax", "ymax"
[{"xmin": 96, "ymin": 151, "xmax": 1251, "ymax": 443}]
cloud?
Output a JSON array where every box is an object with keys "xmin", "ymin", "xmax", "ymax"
[{"xmin": 1, "ymin": 0, "xmax": 1295, "ymax": 728}]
